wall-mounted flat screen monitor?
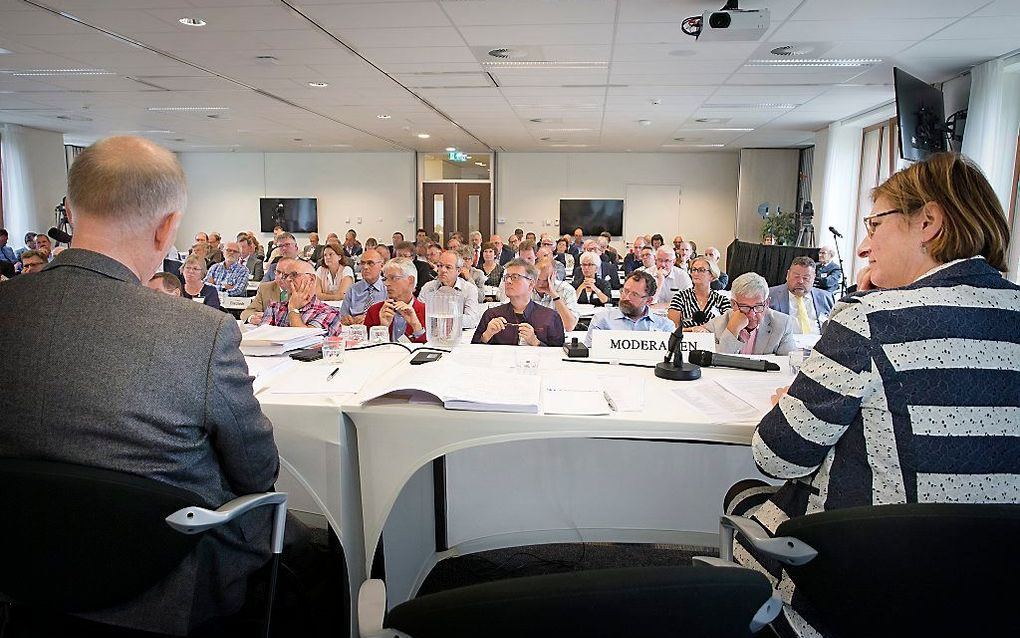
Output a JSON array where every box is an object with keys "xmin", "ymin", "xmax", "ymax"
[
  {"xmin": 559, "ymin": 199, "xmax": 624, "ymax": 237},
  {"xmin": 260, "ymin": 197, "xmax": 318, "ymax": 233},
  {"xmin": 894, "ymin": 67, "xmax": 947, "ymax": 162}
]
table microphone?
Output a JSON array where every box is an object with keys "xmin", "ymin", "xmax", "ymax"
[
  {"xmin": 654, "ymin": 326, "xmax": 701, "ymax": 381},
  {"xmin": 688, "ymin": 350, "xmax": 780, "ymax": 372}
]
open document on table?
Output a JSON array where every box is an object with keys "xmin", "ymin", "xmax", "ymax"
[{"xmin": 358, "ymin": 361, "xmax": 541, "ymax": 413}]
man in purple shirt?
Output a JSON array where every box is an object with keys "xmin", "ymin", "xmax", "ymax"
[
  {"xmin": 262, "ymin": 258, "xmax": 342, "ymax": 335},
  {"xmin": 472, "ymin": 258, "xmax": 565, "ymax": 346}
]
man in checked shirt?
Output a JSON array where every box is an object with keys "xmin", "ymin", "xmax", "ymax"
[{"xmin": 260, "ymin": 257, "xmax": 342, "ymax": 335}]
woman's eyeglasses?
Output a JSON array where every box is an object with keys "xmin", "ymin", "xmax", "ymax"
[
  {"xmin": 863, "ymin": 209, "xmax": 901, "ymax": 237},
  {"xmin": 504, "ymin": 273, "xmax": 533, "ymax": 283}
]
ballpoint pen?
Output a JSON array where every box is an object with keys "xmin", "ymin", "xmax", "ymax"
[{"xmin": 326, "ymin": 367, "xmax": 340, "ymax": 381}]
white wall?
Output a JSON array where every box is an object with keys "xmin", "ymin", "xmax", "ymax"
[
  {"xmin": 176, "ymin": 152, "xmax": 415, "ymax": 249},
  {"xmin": 735, "ymin": 149, "xmax": 800, "ymax": 242},
  {"xmin": 0, "ymin": 124, "xmax": 67, "ymax": 242},
  {"xmin": 496, "ymin": 152, "xmax": 739, "ymax": 260}
]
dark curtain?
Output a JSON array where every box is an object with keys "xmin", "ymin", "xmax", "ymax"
[{"xmin": 725, "ymin": 240, "xmax": 819, "ymax": 288}]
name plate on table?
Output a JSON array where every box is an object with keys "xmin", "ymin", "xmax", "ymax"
[{"xmin": 590, "ymin": 330, "xmax": 715, "ymax": 362}]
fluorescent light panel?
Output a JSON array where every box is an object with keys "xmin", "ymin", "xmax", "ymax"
[
  {"xmin": 5, "ymin": 69, "xmax": 114, "ymax": 76},
  {"xmin": 147, "ymin": 106, "xmax": 229, "ymax": 111},
  {"xmin": 745, "ymin": 58, "xmax": 881, "ymax": 68},
  {"xmin": 482, "ymin": 61, "xmax": 607, "ymax": 69}
]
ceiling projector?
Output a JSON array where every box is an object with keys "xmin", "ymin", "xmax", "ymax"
[{"xmin": 697, "ymin": 7, "xmax": 770, "ymax": 41}]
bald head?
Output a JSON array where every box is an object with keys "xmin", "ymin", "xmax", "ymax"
[{"xmin": 67, "ymin": 135, "xmax": 186, "ymax": 228}]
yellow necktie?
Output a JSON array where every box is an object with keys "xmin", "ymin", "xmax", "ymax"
[{"xmin": 795, "ymin": 295, "xmax": 811, "ymax": 334}]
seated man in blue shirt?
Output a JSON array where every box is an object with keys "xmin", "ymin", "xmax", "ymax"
[
  {"xmin": 339, "ymin": 247, "xmax": 388, "ymax": 325},
  {"xmin": 584, "ymin": 270, "xmax": 674, "ymax": 347}
]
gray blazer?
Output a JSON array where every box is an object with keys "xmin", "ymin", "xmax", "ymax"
[
  {"xmin": 766, "ymin": 284, "xmax": 834, "ymax": 332},
  {"xmin": 244, "ymin": 253, "xmax": 264, "ymax": 282},
  {"xmin": 706, "ymin": 308, "xmax": 797, "ymax": 356},
  {"xmin": 0, "ymin": 249, "xmax": 279, "ymax": 635}
]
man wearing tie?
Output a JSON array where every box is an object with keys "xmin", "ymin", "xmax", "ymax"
[
  {"xmin": 468, "ymin": 231, "xmax": 483, "ymax": 267},
  {"xmin": 767, "ymin": 256, "xmax": 835, "ymax": 335}
]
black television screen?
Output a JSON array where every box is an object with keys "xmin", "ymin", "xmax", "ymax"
[
  {"xmin": 894, "ymin": 67, "xmax": 947, "ymax": 162},
  {"xmin": 559, "ymin": 199, "xmax": 624, "ymax": 237},
  {"xmin": 260, "ymin": 198, "xmax": 318, "ymax": 233}
]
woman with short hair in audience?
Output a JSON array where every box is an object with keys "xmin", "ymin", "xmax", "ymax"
[
  {"xmin": 315, "ymin": 244, "xmax": 355, "ymax": 301},
  {"xmin": 456, "ymin": 245, "xmax": 487, "ymax": 303},
  {"xmin": 650, "ymin": 233, "xmax": 664, "ymax": 249},
  {"xmin": 179, "ymin": 254, "xmax": 221, "ymax": 309},
  {"xmin": 190, "ymin": 241, "xmax": 213, "ymax": 269},
  {"xmin": 555, "ymin": 238, "xmax": 575, "ymax": 272},
  {"xmin": 479, "ymin": 241, "xmax": 504, "ymax": 289},
  {"xmin": 572, "ymin": 251, "xmax": 611, "ymax": 306},
  {"xmin": 667, "ymin": 256, "xmax": 730, "ymax": 330},
  {"xmin": 723, "ymin": 152, "xmax": 1020, "ymax": 638}
]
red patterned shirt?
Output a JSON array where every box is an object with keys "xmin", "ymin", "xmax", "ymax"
[{"xmin": 263, "ymin": 295, "xmax": 342, "ymax": 336}]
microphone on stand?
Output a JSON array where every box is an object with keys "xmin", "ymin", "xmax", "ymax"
[
  {"xmin": 654, "ymin": 326, "xmax": 702, "ymax": 381},
  {"xmin": 48, "ymin": 227, "xmax": 73, "ymax": 244},
  {"xmin": 828, "ymin": 226, "xmax": 843, "ymax": 239}
]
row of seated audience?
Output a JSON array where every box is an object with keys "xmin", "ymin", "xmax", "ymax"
[{"xmin": 4, "ymin": 135, "xmax": 1016, "ymax": 638}]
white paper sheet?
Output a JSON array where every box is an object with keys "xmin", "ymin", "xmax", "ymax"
[
  {"xmin": 542, "ymin": 377, "xmax": 611, "ymax": 415},
  {"xmin": 265, "ymin": 361, "xmax": 372, "ymax": 395},
  {"xmin": 713, "ymin": 378, "xmax": 789, "ymax": 414},
  {"xmin": 600, "ymin": 375, "xmax": 645, "ymax": 412},
  {"xmin": 671, "ymin": 383, "xmax": 761, "ymax": 423}
]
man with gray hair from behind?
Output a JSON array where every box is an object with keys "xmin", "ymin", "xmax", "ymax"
[
  {"xmin": 704, "ymin": 271, "xmax": 797, "ymax": 356},
  {"xmin": 0, "ymin": 136, "xmax": 331, "ymax": 634}
]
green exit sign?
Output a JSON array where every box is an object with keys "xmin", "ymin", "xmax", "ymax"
[{"xmin": 448, "ymin": 151, "xmax": 468, "ymax": 162}]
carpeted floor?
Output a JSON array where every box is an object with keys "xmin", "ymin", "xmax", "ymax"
[{"xmin": 418, "ymin": 542, "xmax": 720, "ymax": 596}]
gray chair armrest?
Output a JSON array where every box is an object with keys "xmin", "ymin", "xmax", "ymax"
[
  {"xmin": 719, "ymin": 514, "xmax": 817, "ymax": 566},
  {"xmin": 165, "ymin": 492, "xmax": 289, "ymax": 554}
]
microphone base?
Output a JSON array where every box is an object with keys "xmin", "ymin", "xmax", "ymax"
[{"xmin": 654, "ymin": 362, "xmax": 702, "ymax": 381}]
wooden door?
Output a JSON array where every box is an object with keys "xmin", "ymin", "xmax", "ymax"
[
  {"xmin": 422, "ymin": 183, "xmax": 456, "ymax": 244},
  {"xmin": 455, "ymin": 183, "xmax": 491, "ymax": 241}
]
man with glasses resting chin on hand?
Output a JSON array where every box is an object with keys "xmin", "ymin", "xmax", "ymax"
[
  {"xmin": 472, "ymin": 258, "xmax": 565, "ymax": 347},
  {"xmin": 364, "ymin": 257, "xmax": 428, "ymax": 343},
  {"xmin": 704, "ymin": 271, "xmax": 796, "ymax": 356},
  {"xmin": 260, "ymin": 258, "xmax": 342, "ymax": 335}
]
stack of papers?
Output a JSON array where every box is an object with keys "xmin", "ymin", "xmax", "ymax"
[
  {"xmin": 240, "ymin": 325, "xmax": 324, "ymax": 356},
  {"xmin": 359, "ymin": 362, "xmax": 541, "ymax": 413}
]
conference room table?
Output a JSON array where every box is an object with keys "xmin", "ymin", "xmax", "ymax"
[{"xmin": 251, "ymin": 328, "xmax": 805, "ymax": 630}]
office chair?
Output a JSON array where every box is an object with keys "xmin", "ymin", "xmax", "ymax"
[
  {"xmin": 0, "ymin": 458, "xmax": 287, "ymax": 638},
  {"xmin": 358, "ymin": 565, "xmax": 781, "ymax": 638},
  {"xmin": 717, "ymin": 503, "xmax": 1020, "ymax": 637}
]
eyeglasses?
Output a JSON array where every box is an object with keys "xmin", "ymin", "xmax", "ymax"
[
  {"xmin": 690, "ymin": 267, "xmax": 710, "ymax": 274},
  {"xmin": 734, "ymin": 302, "xmax": 768, "ymax": 314},
  {"xmin": 380, "ymin": 274, "xmax": 409, "ymax": 282},
  {"xmin": 224, "ymin": 248, "xmax": 240, "ymax": 254},
  {"xmin": 863, "ymin": 209, "xmax": 902, "ymax": 237},
  {"xmin": 277, "ymin": 271, "xmax": 308, "ymax": 281},
  {"xmin": 504, "ymin": 273, "xmax": 533, "ymax": 283},
  {"xmin": 618, "ymin": 288, "xmax": 649, "ymax": 300}
]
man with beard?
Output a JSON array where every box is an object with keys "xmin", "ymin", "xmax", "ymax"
[
  {"xmin": 583, "ymin": 270, "xmax": 673, "ymax": 347},
  {"xmin": 767, "ymin": 255, "xmax": 835, "ymax": 335}
]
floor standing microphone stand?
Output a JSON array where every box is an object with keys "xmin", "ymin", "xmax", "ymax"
[{"xmin": 831, "ymin": 229, "xmax": 847, "ymax": 298}]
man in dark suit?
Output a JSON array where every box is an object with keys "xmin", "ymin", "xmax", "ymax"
[
  {"xmin": 767, "ymin": 255, "xmax": 836, "ymax": 335},
  {"xmin": 490, "ymin": 233, "xmax": 515, "ymax": 266},
  {"xmin": 0, "ymin": 136, "xmax": 280, "ymax": 635}
]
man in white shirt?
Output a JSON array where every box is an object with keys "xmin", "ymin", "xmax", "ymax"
[
  {"xmin": 641, "ymin": 247, "xmax": 692, "ymax": 304},
  {"xmin": 532, "ymin": 257, "xmax": 579, "ymax": 331},
  {"xmin": 417, "ymin": 249, "xmax": 482, "ymax": 329}
]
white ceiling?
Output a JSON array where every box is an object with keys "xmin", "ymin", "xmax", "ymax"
[{"xmin": 0, "ymin": 0, "xmax": 1017, "ymax": 153}]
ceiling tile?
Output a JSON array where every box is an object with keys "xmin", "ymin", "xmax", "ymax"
[{"xmin": 771, "ymin": 19, "xmax": 956, "ymax": 42}]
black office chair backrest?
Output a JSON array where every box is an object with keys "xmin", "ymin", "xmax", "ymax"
[
  {"xmin": 776, "ymin": 503, "xmax": 1020, "ymax": 637},
  {"xmin": 0, "ymin": 457, "xmax": 207, "ymax": 612},
  {"xmin": 386, "ymin": 566, "xmax": 775, "ymax": 638}
]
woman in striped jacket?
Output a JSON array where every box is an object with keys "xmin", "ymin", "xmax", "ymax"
[{"xmin": 726, "ymin": 152, "xmax": 1020, "ymax": 637}]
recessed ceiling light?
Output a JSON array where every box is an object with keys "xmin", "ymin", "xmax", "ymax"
[
  {"xmin": 445, "ymin": 147, "xmax": 456, "ymax": 152},
  {"xmin": 178, "ymin": 17, "xmax": 206, "ymax": 27},
  {"xmin": 308, "ymin": 82, "xmax": 329, "ymax": 88},
  {"xmin": 377, "ymin": 114, "xmax": 391, "ymax": 119},
  {"xmin": 416, "ymin": 133, "xmax": 430, "ymax": 139},
  {"xmin": 0, "ymin": 48, "xmax": 13, "ymax": 55},
  {"xmin": 147, "ymin": 106, "xmax": 229, "ymax": 112},
  {"xmin": 638, "ymin": 120, "xmax": 652, "ymax": 126}
]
